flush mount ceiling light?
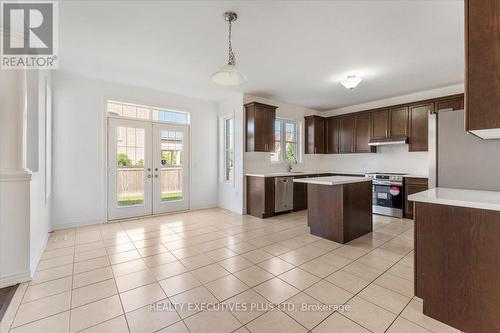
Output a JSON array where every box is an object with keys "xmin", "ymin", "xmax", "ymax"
[
  {"xmin": 211, "ymin": 11, "xmax": 247, "ymax": 86},
  {"xmin": 341, "ymin": 75, "xmax": 362, "ymax": 90}
]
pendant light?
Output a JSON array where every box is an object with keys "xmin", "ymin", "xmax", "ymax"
[{"xmin": 211, "ymin": 11, "xmax": 247, "ymax": 86}]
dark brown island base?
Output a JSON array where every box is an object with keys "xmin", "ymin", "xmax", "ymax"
[
  {"xmin": 293, "ymin": 176, "xmax": 373, "ymax": 244},
  {"xmin": 409, "ymin": 188, "xmax": 500, "ymax": 333}
]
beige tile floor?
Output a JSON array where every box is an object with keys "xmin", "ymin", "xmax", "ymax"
[{"xmin": 1, "ymin": 208, "xmax": 462, "ymax": 333}]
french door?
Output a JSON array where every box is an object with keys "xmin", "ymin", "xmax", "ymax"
[{"xmin": 108, "ymin": 118, "xmax": 189, "ymax": 220}]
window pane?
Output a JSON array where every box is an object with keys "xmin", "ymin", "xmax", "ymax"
[
  {"xmin": 274, "ymin": 120, "xmax": 281, "ymax": 141},
  {"xmin": 116, "ymin": 127, "xmax": 145, "ymax": 206},
  {"xmin": 224, "ymin": 117, "xmax": 234, "ymax": 182},
  {"xmin": 154, "ymin": 109, "xmax": 189, "ymax": 124},
  {"xmin": 285, "ymin": 142, "xmax": 297, "ymax": 162},
  {"xmin": 271, "ymin": 141, "xmax": 281, "ymax": 162},
  {"xmin": 285, "ymin": 122, "xmax": 296, "ymax": 142},
  {"xmin": 160, "ymin": 130, "xmax": 183, "ymax": 202}
]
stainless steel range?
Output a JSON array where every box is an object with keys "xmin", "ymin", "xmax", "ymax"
[{"xmin": 365, "ymin": 172, "xmax": 406, "ymax": 218}]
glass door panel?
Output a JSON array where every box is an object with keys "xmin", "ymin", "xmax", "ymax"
[
  {"xmin": 153, "ymin": 123, "xmax": 189, "ymax": 214},
  {"xmin": 108, "ymin": 118, "xmax": 152, "ymax": 220}
]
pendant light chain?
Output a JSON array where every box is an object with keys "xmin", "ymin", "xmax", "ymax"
[{"xmin": 228, "ymin": 18, "xmax": 236, "ymax": 66}]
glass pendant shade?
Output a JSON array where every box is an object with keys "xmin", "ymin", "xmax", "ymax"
[{"xmin": 211, "ymin": 63, "xmax": 248, "ymax": 86}]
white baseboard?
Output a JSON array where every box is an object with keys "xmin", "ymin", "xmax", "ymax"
[
  {"xmin": 52, "ymin": 219, "xmax": 104, "ymax": 230},
  {"xmin": 0, "ymin": 270, "xmax": 31, "ymax": 288},
  {"xmin": 30, "ymin": 233, "xmax": 49, "ymax": 277}
]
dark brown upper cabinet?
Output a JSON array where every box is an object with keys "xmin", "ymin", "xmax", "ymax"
[
  {"xmin": 339, "ymin": 115, "xmax": 355, "ymax": 153},
  {"xmin": 409, "ymin": 103, "xmax": 433, "ymax": 152},
  {"xmin": 434, "ymin": 94, "xmax": 464, "ymax": 112},
  {"xmin": 465, "ymin": 0, "xmax": 500, "ymax": 139},
  {"xmin": 245, "ymin": 102, "xmax": 277, "ymax": 152},
  {"xmin": 370, "ymin": 109, "xmax": 389, "ymax": 140},
  {"xmin": 389, "ymin": 106, "xmax": 409, "ymax": 138},
  {"xmin": 354, "ymin": 113, "xmax": 376, "ymax": 153},
  {"xmin": 326, "ymin": 117, "xmax": 340, "ymax": 154},
  {"xmin": 370, "ymin": 107, "xmax": 408, "ymax": 141},
  {"xmin": 304, "ymin": 115, "xmax": 326, "ymax": 154}
]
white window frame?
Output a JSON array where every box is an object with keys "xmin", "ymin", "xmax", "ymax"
[
  {"xmin": 106, "ymin": 100, "xmax": 190, "ymax": 125},
  {"xmin": 271, "ymin": 118, "xmax": 300, "ymax": 164},
  {"xmin": 223, "ymin": 115, "xmax": 235, "ymax": 183}
]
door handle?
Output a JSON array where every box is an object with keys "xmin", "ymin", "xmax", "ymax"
[{"xmin": 147, "ymin": 175, "xmax": 152, "ymax": 178}]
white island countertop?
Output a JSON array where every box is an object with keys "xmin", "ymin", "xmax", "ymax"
[
  {"xmin": 245, "ymin": 171, "xmax": 365, "ymax": 178},
  {"xmin": 293, "ymin": 176, "xmax": 372, "ymax": 186},
  {"xmin": 408, "ymin": 187, "xmax": 500, "ymax": 212}
]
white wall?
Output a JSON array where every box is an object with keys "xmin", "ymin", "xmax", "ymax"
[
  {"xmin": 243, "ymin": 94, "xmax": 321, "ymax": 174},
  {"xmin": 52, "ymin": 72, "xmax": 218, "ymax": 229},
  {"xmin": 218, "ymin": 95, "xmax": 244, "ymax": 214},
  {"xmin": 438, "ymin": 110, "xmax": 500, "ymax": 191},
  {"xmin": 319, "ymin": 145, "xmax": 428, "ymax": 175}
]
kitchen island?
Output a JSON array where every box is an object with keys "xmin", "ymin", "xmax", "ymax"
[{"xmin": 294, "ymin": 176, "xmax": 372, "ymax": 243}]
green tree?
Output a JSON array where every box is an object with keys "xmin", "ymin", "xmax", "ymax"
[
  {"xmin": 117, "ymin": 153, "xmax": 132, "ymax": 167},
  {"xmin": 285, "ymin": 143, "xmax": 296, "ymax": 161}
]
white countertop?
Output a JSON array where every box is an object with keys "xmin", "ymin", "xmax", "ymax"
[
  {"xmin": 245, "ymin": 171, "xmax": 364, "ymax": 178},
  {"xmin": 293, "ymin": 176, "xmax": 372, "ymax": 186},
  {"xmin": 408, "ymin": 187, "xmax": 500, "ymax": 211},
  {"xmin": 245, "ymin": 171, "xmax": 428, "ymax": 178}
]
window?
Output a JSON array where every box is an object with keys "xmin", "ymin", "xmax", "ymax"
[
  {"xmin": 107, "ymin": 100, "xmax": 189, "ymax": 124},
  {"xmin": 224, "ymin": 117, "xmax": 234, "ymax": 182},
  {"xmin": 271, "ymin": 119, "xmax": 299, "ymax": 163}
]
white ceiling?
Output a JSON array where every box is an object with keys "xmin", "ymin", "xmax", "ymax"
[{"xmin": 59, "ymin": 0, "xmax": 464, "ymax": 110}]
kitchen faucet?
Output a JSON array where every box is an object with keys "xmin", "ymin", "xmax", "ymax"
[{"xmin": 286, "ymin": 156, "xmax": 298, "ymax": 172}]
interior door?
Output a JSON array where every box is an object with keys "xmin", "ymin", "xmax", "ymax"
[
  {"xmin": 153, "ymin": 123, "xmax": 189, "ymax": 214},
  {"xmin": 108, "ymin": 118, "xmax": 152, "ymax": 220}
]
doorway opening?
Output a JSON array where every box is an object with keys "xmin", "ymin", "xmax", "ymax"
[{"xmin": 106, "ymin": 100, "xmax": 190, "ymax": 220}]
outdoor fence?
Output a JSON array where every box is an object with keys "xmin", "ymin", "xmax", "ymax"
[{"xmin": 117, "ymin": 167, "xmax": 182, "ymax": 197}]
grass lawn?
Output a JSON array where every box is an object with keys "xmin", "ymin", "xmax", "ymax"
[{"xmin": 118, "ymin": 192, "xmax": 182, "ymax": 206}]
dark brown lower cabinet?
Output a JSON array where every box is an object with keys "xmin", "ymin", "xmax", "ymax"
[
  {"xmin": 404, "ymin": 177, "xmax": 428, "ymax": 219},
  {"xmin": 293, "ymin": 177, "xmax": 308, "ymax": 212},
  {"xmin": 414, "ymin": 202, "xmax": 500, "ymax": 332},
  {"xmin": 246, "ymin": 176, "xmax": 274, "ymax": 218}
]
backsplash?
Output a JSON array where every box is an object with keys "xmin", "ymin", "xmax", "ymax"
[{"xmin": 244, "ymin": 144, "xmax": 428, "ymax": 176}]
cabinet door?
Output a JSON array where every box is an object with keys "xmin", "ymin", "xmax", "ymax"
[
  {"xmin": 253, "ymin": 107, "xmax": 267, "ymax": 152},
  {"xmin": 389, "ymin": 106, "xmax": 409, "ymax": 138},
  {"xmin": 435, "ymin": 95, "xmax": 464, "ymax": 112},
  {"xmin": 264, "ymin": 107, "xmax": 276, "ymax": 152},
  {"xmin": 339, "ymin": 116, "xmax": 355, "ymax": 153},
  {"xmin": 293, "ymin": 179, "xmax": 307, "ymax": 211},
  {"xmin": 465, "ymin": 0, "xmax": 500, "ymax": 133},
  {"xmin": 304, "ymin": 116, "xmax": 325, "ymax": 154},
  {"xmin": 354, "ymin": 113, "xmax": 373, "ymax": 153},
  {"xmin": 371, "ymin": 109, "xmax": 389, "ymax": 140},
  {"xmin": 326, "ymin": 117, "xmax": 339, "ymax": 154},
  {"xmin": 405, "ymin": 183, "xmax": 428, "ymax": 219},
  {"xmin": 409, "ymin": 103, "xmax": 432, "ymax": 152},
  {"xmin": 315, "ymin": 117, "xmax": 325, "ymax": 153},
  {"xmin": 304, "ymin": 117, "xmax": 315, "ymax": 154}
]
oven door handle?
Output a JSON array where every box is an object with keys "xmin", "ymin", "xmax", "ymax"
[{"xmin": 374, "ymin": 181, "xmax": 402, "ymax": 186}]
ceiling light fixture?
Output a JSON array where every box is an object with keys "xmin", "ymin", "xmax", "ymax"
[
  {"xmin": 341, "ymin": 75, "xmax": 362, "ymax": 90},
  {"xmin": 211, "ymin": 11, "xmax": 247, "ymax": 86}
]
